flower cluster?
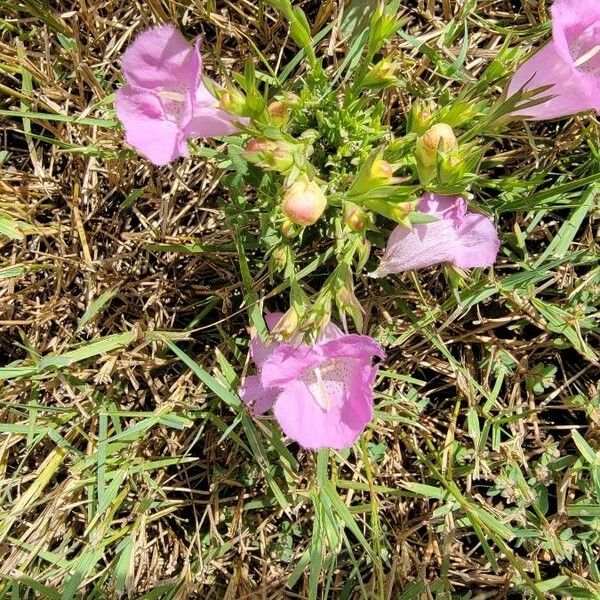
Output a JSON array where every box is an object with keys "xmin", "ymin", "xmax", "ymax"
[{"xmin": 114, "ymin": 0, "xmax": 598, "ymax": 450}]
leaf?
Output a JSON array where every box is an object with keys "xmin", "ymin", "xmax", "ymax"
[
  {"xmin": 77, "ymin": 289, "xmax": 118, "ymax": 331},
  {"xmin": 572, "ymin": 430, "xmax": 600, "ymax": 466},
  {"xmin": 400, "ymin": 482, "xmax": 449, "ymax": 500},
  {"xmin": 530, "ymin": 298, "xmax": 597, "ymax": 362}
]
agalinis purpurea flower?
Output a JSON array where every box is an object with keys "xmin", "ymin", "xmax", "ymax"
[
  {"xmin": 239, "ymin": 314, "xmax": 385, "ymax": 450},
  {"xmin": 115, "ymin": 25, "xmax": 243, "ymax": 166},
  {"xmin": 507, "ymin": 0, "xmax": 600, "ymax": 120},
  {"xmin": 371, "ymin": 194, "xmax": 500, "ymax": 277}
]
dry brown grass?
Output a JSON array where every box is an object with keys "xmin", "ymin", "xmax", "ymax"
[{"xmin": 0, "ymin": 0, "xmax": 599, "ymax": 598}]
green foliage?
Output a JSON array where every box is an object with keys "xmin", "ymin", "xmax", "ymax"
[{"xmin": 0, "ymin": 1, "xmax": 599, "ymax": 599}]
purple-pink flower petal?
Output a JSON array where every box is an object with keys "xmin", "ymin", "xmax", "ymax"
[
  {"xmin": 239, "ymin": 375, "xmax": 278, "ymax": 415},
  {"xmin": 121, "ymin": 25, "xmax": 199, "ymax": 91},
  {"xmin": 273, "ymin": 373, "xmax": 373, "ymax": 450},
  {"xmin": 507, "ymin": 0, "xmax": 600, "ymax": 120},
  {"xmin": 238, "ymin": 316, "xmax": 384, "ymax": 450},
  {"xmin": 371, "ymin": 194, "xmax": 499, "ymax": 276},
  {"xmin": 114, "ymin": 88, "xmax": 186, "ymax": 165},
  {"xmin": 453, "ymin": 213, "xmax": 502, "ymax": 269},
  {"xmin": 260, "ymin": 344, "xmax": 323, "ymax": 387},
  {"xmin": 418, "ymin": 193, "xmax": 467, "ymax": 225},
  {"xmin": 370, "ymin": 219, "xmax": 458, "ymax": 277},
  {"xmin": 116, "ymin": 24, "xmax": 242, "ymax": 165}
]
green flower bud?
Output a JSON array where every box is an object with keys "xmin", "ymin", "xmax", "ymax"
[
  {"xmin": 270, "ymin": 246, "xmax": 288, "ymax": 272},
  {"xmin": 415, "ymin": 123, "xmax": 457, "ymax": 184},
  {"xmin": 409, "ymin": 101, "xmax": 436, "ymax": 135},
  {"xmin": 243, "ymin": 138, "xmax": 295, "ymax": 172},
  {"xmin": 439, "ymin": 151, "xmax": 467, "ymax": 185},
  {"xmin": 361, "ymin": 57, "xmax": 400, "ymax": 90},
  {"xmin": 281, "ymin": 218, "xmax": 298, "ymax": 238},
  {"xmin": 219, "ymin": 88, "xmax": 246, "ymax": 115}
]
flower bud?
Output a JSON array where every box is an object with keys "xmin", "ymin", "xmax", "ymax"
[
  {"xmin": 282, "ymin": 92, "xmax": 301, "ymax": 107},
  {"xmin": 336, "ymin": 286, "xmax": 364, "ymax": 331},
  {"xmin": 344, "ymin": 203, "xmax": 370, "ymax": 232},
  {"xmin": 370, "ymin": 159, "xmax": 393, "ymax": 180},
  {"xmin": 270, "ymin": 246, "xmax": 288, "ymax": 272},
  {"xmin": 348, "ymin": 155, "xmax": 395, "ymax": 197},
  {"xmin": 243, "ymin": 138, "xmax": 295, "ymax": 172},
  {"xmin": 267, "ymin": 100, "xmax": 289, "ymax": 125},
  {"xmin": 282, "ymin": 180, "xmax": 327, "ymax": 227},
  {"xmin": 416, "ymin": 123, "xmax": 457, "ymax": 167},
  {"xmin": 361, "ymin": 58, "xmax": 399, "ymax": 90},
  {"xmin": 281, "ymin": 218, "xmax": 298, "ymax": 238},
  {"xmin": 219, "ymin": 88, "xmax": 246, "ymax": 115},
  {"xmin": 439, "ymin": 151, "xmax": 467, "ymax": 185},
  {"xmin": 415, "ymin": 123, "xmax": 457, "ymax": 184},
  {"xmin": 271, "ymin": 308, "xmax": 300, "ymax": 339},
  {"xmin": 362, "ymin": 198, "xmax": 415, "ymax": 224},
  {"xmin": 409, "ymin": 101, "xmax": 435, "ymax": 135},
  {"xmin": 245, "ymin": 138, "xmax": 276, "ymax": 153}
]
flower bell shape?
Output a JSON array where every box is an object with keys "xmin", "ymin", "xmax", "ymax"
[
  {"xmin": 507, "ymin": 0, "xmax": 600, "ymax": 120},
  {"xmin": 371, "ymin": 194, "xmax": 500, "ymax": 277},
  {"xmin": 115, "ymin": 25, "xmax": 242, "ymax": 165},
  {"xmin": 239, "ymin": 314, "xmax": 384, "ymax": 450}
]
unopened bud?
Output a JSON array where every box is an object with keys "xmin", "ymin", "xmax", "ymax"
[
  {"xmin": 362, "ymin": 198, "xmax": 415, "ymax": 224},
  {"xmin": 439, "ymin": 151, "xmax": 467, "ymax": 184},
  {"xmin": 415, "ymin": 123, "xmax": 457, "ymax": 184},
  {"xmin": 348, "ymin": 155, "xmax": 395, "ymax": 197},
  {"xmin": 344, "ymin": 203, "xmax": 370, "ymax": 232},
  {"xmin": 270, "ymin": 246, "xmax": 288, "ymax": 272},
  {"xmin": 370, "ymin": 159, "xmax": 393, "ymax": 180},
  {"xmin": 336, "ymin": 286, "xmax": 364, "ymax": 331},
  {"xmin": 416, "ymin": 123, "xmax": 457, "ymax": 167},
  {"xmin": 243, "ymin": 138, "xmax": 295, "ymax": 172},
  {"xmin": 282, "ymin": 180, "xmax": 327, "ymax": 227},
  {"xmin": 409, "ymin": 101, "xmax": 436, "ymax": 135},
  {"xmin": 245, "ymin": 138, "xmax": 276, "ymax": 153},
  {"xmin": 281, "ymin": 218, "xmax": 298, "ymax": 238},
  {"xmin": 282, "ymin": 92, "xmax": 301, "ymax": 107},
  {"xmin": 361, "ymin": 58, "xmax": 399, "ymax": 90},
  {"xmin": 268, "ymin": 100, "xmax": 289, "ymax": 125},
  {"xmin": 219, "ymin": 88, "xmax": 246, "ymax": 115},
  {"xmin": 272, "ymin": 308, "xmax": 299, "ymax": 338}
]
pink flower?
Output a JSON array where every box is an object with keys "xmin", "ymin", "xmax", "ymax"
[
  {"xmin": 371, "ymin": 194, "xmax": 500, "ymax": 277},
  {"xmin": 507, "ymin": 0, "xmax": 600, "ymax": 120},
  {"xmin": 239, "ymin": 314, "xmax": 385, "ymax": 450},
  {"xmin": 115, "ymin": 25, "xmax": 242, "ymax": 166}
]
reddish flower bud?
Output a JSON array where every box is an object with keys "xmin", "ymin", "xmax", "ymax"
[
  {"xmin": 344, "ymin": 203, "xmax": 370, "ymax": 232},
  {"xmin": 243, "ymin": 138, "xmax": 294, "ymax": 172},
  {"xmin": 268, "ymin": 100, "xmax": 289, "ymax": 125},
  {"xmin": 282, "ymin": 180, "xmax": 327, "ymax": 227}
]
